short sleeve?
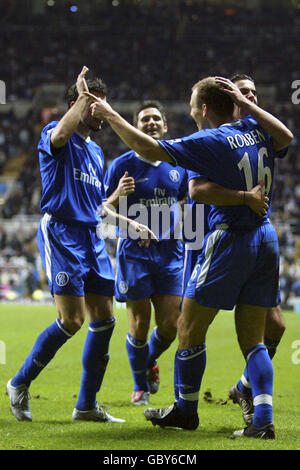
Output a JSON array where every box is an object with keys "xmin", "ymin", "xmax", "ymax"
[
  {"xmin": 275, "ymin": 146, "xmax": 289, "ymax": 159},
  {"xmin": 38, "ymin": 121, "xmax": 68, "ymax": 159},
  {"xmin": 157, "ymin": 133, "xmax": 212, "ymax": 178},
  {"xmin": 187, "ymin": 169, "xmax": 206, "ymax": 183}
]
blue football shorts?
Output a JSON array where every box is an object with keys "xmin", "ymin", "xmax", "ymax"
[
  {"xmin": 184, "ymin": 222, "xmax": 281, "ymax": 310},
  {"xmin": 115, "ymin": 238, "xmax": 184, "ymax": 301},
  {"xmin": 182, "ymin": 243, "xmax": 203, "ymax": 298},
  {"xmin": 37, "ymin": 213, "xmax": 115, "ymax": 297}
]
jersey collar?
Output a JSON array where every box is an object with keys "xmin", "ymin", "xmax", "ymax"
[
  {"xmin": 134, "ymin": 152, "xmax": 161, "ymax": 167},
  {"xmin": 75, "ymin": 131, "xmax": 91, "ymax": 143}
]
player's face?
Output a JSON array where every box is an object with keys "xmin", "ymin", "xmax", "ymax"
[
  {"xmin": 233, "ymin": 79, "xmax": 258, "ymax": 119},
  {"xmin": 136, "ymin": 107, "xmax": 167, "ymax": 140},
  {"xmin": 82, "ymin": 91, "xmax": 106, "ymax": 132}
]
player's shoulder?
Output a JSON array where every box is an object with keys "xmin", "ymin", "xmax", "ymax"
[
  {"xmin": 168, "ymin": 129, "xmax": 207, "ymax": 145},
  {"xmin": 109, "ymin": 150, "xmax": 136, "ymax": 167},
  {"xmin": 41, "ymin": 120, "xmax": 59, "ymax": 136}
]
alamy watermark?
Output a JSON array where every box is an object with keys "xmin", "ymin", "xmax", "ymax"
[
  {"xmin": 0, "ymin": 341, "xmax": 6, "ymax": 364},
  {"xmin": 291, "ymin": 340, "xmax": 300, "ymax": 365},
  {"xmin": 0, "ymin": 80, "xmax": 6, "ymax": 104},
  {"xmin": 97, "ymin": 197, "xmax": 206, "ymax": 250},
  {"xmin": 291, "ymin": 80, "xmax": 300, "ymax": 104}
]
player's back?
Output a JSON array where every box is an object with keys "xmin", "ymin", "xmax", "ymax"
[{"xmin": 159, "ymin": 116, "xmax": 277, "ymax": 230}]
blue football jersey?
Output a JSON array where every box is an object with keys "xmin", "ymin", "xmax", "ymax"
[
  {"xmin": 158, "ymin": 116, "xmax": 283, "ymax": 230},
  {"xmin": 104, "ymin": 150, "xmax": 187, "ymax": 240},
  {"xmin": 38, "ymin": 121, "xmax": 107, "ymax": 227}
]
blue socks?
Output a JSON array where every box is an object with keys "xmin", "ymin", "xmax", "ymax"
[
  {"xmin": 75, "ymin": 317, "xmax": 116, "ymax": 411},
  {"xmin": 237, "ymin": 337, "xmax": 280, "ymax": 396},
  {"xmin": 264, "ymin": 337, "xmax": 280, "ymax": 360},
  {"xmin": 126, "ymin": 333, "xmax": 149, "ymax": 392},
  {"xmin": 175, "ymin": 343, "xmax": 206, "ymax": 415},
  {"xmin": 148, "ymin": 327, "xmax": 173, "ymax": 368},
  {"xmin": 126, "ymin": 328, "xmax": 173, "ymax": 392},
  {"xmin": 12, "ymin": 316, "xmax": 117, "ymax": 412},
  {"xmin": 11, "ymin": 319, "xmax": 73, "ymax": 388},
  {"xmin": 246, "ymin": 344, "xmax": 273, "ymax": 427}
]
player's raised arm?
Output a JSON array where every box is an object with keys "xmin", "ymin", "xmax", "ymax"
[
  {"xmin": 51, "ymin": 67, "xmax": 91, "ymax": 148},
  {"xmin": 215, "ymin": 77, "xmax": 294, "ymax": 151},
  {"xmin": 84, "ymin": 91, "xmax": 171, "ymax": 163},
  {"xmin": 189, "ymin": 178, "xmax": 269, "ymax": 217}
]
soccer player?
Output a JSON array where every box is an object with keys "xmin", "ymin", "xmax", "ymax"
[
  {"xmin": 104, "ymin": 100, "xmax": 187, "ymax": 405},
  {"xmin": 6, "ymin": 67, "xmax": 155, "ymax": 423},
  {"xmin": 84, "ymin": 76, "xmax": 293, "ymax": 438},
  {"xmin": 105, "ymin": 100, "xmax": 268, "ymax": 407},
  {"xmin": 187, "ymin": 74, "xmax": 288, "ymax": 425},
  {"xmin": 226, "ymin": 73, "xmax": 287, "ymax": 425}
]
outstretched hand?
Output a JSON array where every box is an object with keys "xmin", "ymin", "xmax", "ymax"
[
  {"xmin": 76, "ymin": 66, "xmax": 90, "ymax": 95},
  {"xmin": 83, "ymin": 91, "xmax": 114, "ymax": 120},
  {"xmin": 215, "ymin": 77, "xmax": 250, "ymax": 108},
  {"xmin": 128, "ymin": 220, "xmax": 159, "ymax": 248}
]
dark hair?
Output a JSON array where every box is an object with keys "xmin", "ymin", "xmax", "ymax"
[
  {"xmin": 66, "ymin": 77, "xmax": 108, "ymax": 107},
  {"xmin": 133, "ymin": 100, "xmax": 167, "ymax": 126},
  {"xmin": 192, "ymin": 77, "xmax": 234, "ymax": 117},
  {"xmin": 230, "ymin": 73, "xmax": 255, "ymax": 84}
]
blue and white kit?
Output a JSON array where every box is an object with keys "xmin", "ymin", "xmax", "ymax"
[
  {"xmin": 37, "ymin": 121, "xmax": 115, "ymax": 297},
  {"xmin": 104, "ymin": 150, "xmax": 187, "ymax": 301},
  {"xmin": 158, "ymin": 116, "xmax": 286, "ymax": 309}
]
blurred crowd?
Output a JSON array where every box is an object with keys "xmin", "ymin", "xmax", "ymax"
[{"xmin": 1, "ymin": 1, "xmax": 300, "ymax": 306}]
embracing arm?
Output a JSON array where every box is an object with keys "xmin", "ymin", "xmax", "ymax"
[
  {"xmin": 189, "ymin": 178, "xmax": 269, "ymax": 216},
  {"xmin": 215, "ymin": 77, "xmax": 294, "ymax": 152},
  {"xmin": 240, "ymin": 101, "xmax": 293, "ymax": 152}
]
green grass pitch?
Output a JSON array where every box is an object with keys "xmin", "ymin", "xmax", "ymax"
[{"xmin": 0, "ymin": 303, "xmax": 299, "ymax": 451}]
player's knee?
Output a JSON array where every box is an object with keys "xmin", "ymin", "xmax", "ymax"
[
  {"xmin": 265, "ymin": 306, "xmax": 286, "ymax": 338},
  {"xmin": 131, "ymin": 316, "xmax": 150, "ymax": 339},
  {"xmin": 63, "ymin": 315, "xmax": 84, "ymax": 334},
  {"xmin": 157, "ymin": 318, "xmax": 177, "ymax": 341},
  {"xmin": 177, "ymin": 315, "xmax": 193, "ymax": 347}
]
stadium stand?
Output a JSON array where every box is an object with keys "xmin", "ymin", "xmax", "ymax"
[{"xmin": 0, "ymin": 0, "xmax": 300, "ymax": 307}]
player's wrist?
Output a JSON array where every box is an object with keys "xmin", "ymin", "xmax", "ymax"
[{"xmin": 105, "ymin": 108, "xmax": 120, "ymax": 122}]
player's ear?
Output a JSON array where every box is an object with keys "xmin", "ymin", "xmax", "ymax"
[{"xmin": 202, "ymin": 104, "xmax": 208, "ymax": 117}]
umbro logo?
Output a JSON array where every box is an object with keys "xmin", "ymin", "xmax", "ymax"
[{"xmin": 135, "ymin": 178, "xmax": 149, "ymax": 183}]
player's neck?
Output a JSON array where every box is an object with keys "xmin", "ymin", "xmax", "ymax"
[
  {"xmin": 76, "ymin": 122, "xmax": 91, "ymax": 139},
  {"xmin": 208, "ymin": 114, "xmax": 234, "ymax": 128}
]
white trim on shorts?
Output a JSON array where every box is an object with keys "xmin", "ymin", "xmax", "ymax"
[
  {"xmin": 196, "ymin": 226, "xmax": 227, "ymax": 289},
  {"xmin": 41, "ymin": 213, "xmax": 53, "ymax": 283}
]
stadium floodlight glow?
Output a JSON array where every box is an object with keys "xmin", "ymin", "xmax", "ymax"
[
  {"xmin": 47, "ymin": 0, "xmax": 55, "ymax": 6},
  {"xmin": 112, "ymin": 0, "xmax": 119, "ymax": 6},
  {"xmin": 70, "ymin": 5, "xmax": 78, "ymax": 12}
]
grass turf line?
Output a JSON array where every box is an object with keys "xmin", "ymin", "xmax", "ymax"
[{"xmin": 0, "ymin": 304, "xmax": 299, "ymax": 450}]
